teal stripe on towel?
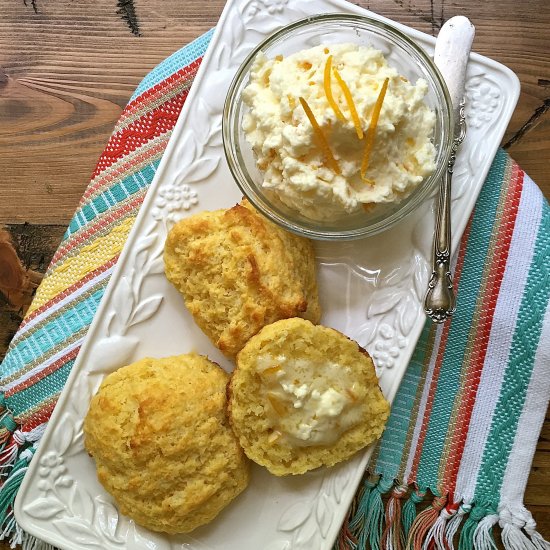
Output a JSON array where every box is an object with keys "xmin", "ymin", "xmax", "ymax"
[
  {"xmin": 474, "ymin": 193, "xmax": 550, "ymax": 499},
  {"xmin": 131, "ymin": 29, "xmax": 214, "ymax": 101}
]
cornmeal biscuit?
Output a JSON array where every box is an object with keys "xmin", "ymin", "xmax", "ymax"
[
  {"xmin": 84, "ymin": 354, "xmax": 249, "ymax": 534},
  {"xmin": 228, "ymin": 318, "xmax": 390, "ymax": 476},
  {"xmin": 164, "ymin": 200, "xmax": 321, "ymax": 358}
]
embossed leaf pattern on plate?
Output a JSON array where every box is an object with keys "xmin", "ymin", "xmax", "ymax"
[
  {"xmin": 95, "ymin": 498, "xmax": 125, "ymax": 544},
  {"xmin": 276, "ymin": 463, "xmax": 355, "ymax": 549},
  {"xmin": 34, "ymin": 448, "xmax": 170, "ymax": 549},
  {"xmin": 25, "ymin": 498, "xmax": 65, "ymax": 520}
]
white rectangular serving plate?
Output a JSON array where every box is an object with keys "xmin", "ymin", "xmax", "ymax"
[{"xmin": 15, "ymin": 1, "xmax": 519, "ymax": 549}]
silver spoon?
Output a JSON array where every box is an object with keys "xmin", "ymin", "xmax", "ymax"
[{"xmin": 424, "ymin": 16, "xmax": 475, "ymax": 323}]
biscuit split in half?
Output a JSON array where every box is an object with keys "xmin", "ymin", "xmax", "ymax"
[
  {"xmin": 164, "ymin": 200, "xmax": 321, "ymax": 359},
  {"xmin": 228, "ymin": 318, "xmax": 390, "ymax": 475}
]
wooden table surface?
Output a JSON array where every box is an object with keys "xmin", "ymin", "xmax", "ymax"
[{"xmin": 0, "ymin": 0, "xmax": 548, "ymax": 547}]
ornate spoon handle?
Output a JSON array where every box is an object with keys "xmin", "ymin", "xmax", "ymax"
[
  {"xmin": 424, "ymin": 102, "xmax": 466, "ymax": 323},
  {"xmin": 423, "ymin": 15, "xmax": 474, "ymax": 323}
]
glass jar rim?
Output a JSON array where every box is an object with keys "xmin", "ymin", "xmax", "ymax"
[{"xmin": 223, "ymin": 13, "xmax": 453, "ymax": 240}]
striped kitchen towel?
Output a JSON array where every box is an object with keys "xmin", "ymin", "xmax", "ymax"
[
  {"xmin": 0, "ymin": 29, "xmax": 548, "ymax": 550},
  {"xmin": 337, "ymin": 153, "xmax": 550, "ymax": 550}
]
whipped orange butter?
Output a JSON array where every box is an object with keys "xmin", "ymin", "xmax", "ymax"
[
  {"xmin": 242, "ymin": 43, "xmax": 437, "ymax": 220},
  {"xmin": 256, "ymin": 353, "xmax": 363, "ymax": 447}
]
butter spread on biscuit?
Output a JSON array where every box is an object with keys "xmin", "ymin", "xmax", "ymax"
[{"xmin": 257, "ymin": 354, "xmax": 364, "ymax": 446}]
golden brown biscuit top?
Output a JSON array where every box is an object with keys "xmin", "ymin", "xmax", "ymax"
[{"xmin": 164, "ymin": 200, "xmax": 320, "ymax": 358}]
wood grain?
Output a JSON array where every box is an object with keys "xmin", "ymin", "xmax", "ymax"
[
  {"xmin": 0, "ymin": 0, "xmax": 549, "ymax": 548},
  {"xmin": 0, "ymin": 225, "xmax": 65, "ymax": 362}
]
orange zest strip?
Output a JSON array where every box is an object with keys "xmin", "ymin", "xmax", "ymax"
[
  {"xmin": 299, "ymin": 96, "xmax": 340, "ymax": 174},
  {"xmin": 323, "ymin": 56, "xmax": 346, "ymax": 123},
  {"xmin": 361, "ymin": 77, "xmax": 389, "ymax": 184},
  {"xmin": 261, "ymin": 365, "xmax": 281, "ymax": 376},
  {"xmin": 333, "ymin": 67, "xmax": 364, "ymax": 140}
]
